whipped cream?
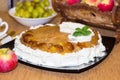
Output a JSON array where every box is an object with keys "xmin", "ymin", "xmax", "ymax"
[
  {"xmin": 13, "ymin": 22, "xmax": 106, "ymax": 67},
  {"xmin": 60, "ymin": 22, "xmax": 94, "ymax": 43}
]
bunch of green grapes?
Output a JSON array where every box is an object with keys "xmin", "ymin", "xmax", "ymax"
[{"xmin": 15, "ymin": 0, "xmax": 55, "ymax": 18}]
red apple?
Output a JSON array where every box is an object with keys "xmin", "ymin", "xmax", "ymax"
[
  {"xmin": 0, "ymin": 48, "xmax": 18, "ymax": 73},
  {"xmin": 82, "ymin": 0, "xmax": 97, "ymax": 6},
  {"xmin": 97, "ymin": 0, "xmax": 114, "ymax": 12},
  {"xmin": 66, "ymin": 0, "xmax": 80, "ymax": 5}
]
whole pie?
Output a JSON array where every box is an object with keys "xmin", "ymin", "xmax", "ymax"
[{"xmin": 14, "ymin": 22, "xmax": 105, "ymax": 67}]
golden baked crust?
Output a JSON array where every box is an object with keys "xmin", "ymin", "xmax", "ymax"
[{"xmin": 20, "ymin": 25, "xmax": 99, "ymax": 54}]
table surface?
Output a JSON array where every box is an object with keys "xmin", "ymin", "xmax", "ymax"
[{"xmin": 0, "ymin": 11, "xmax": 120, "ymax": 80}]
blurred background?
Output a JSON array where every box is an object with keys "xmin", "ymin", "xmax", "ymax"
[{"xmin": 0, "ymin": 0, "xmax": 23, "ymax": 11}]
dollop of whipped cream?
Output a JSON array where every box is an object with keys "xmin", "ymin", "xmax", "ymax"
[{"xmin": 59, "ymin": 22, "xmax": 94, "ymax": 43}]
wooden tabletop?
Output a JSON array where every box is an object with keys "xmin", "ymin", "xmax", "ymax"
[{"xmin": 0, "ymin": 11, "xmax": 120, "ymax": 80}]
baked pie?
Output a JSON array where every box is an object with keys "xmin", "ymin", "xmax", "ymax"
[{"xmin": 14, "ymin": 22, "xmax": 105, "ymax": 67}]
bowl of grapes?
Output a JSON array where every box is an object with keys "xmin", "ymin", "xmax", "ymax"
[{"xmin": 8, "ymin": 0, "xmax": 57, "ymax": 27}]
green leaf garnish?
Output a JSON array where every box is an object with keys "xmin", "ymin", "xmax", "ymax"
[
  {"xmin": 73, "ymin": 25, "xmax": 91, "ymax": 37},
  {"xmin": 82, "ymin": 25, "xmax": 89, "ymax": 31},
  {"xmin": 73, "ymin": 31, "xmax": 82, "ymax": 36}
]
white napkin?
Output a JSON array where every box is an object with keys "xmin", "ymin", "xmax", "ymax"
[{"xmin": 1, "ymin": 36, "xmax": 13, "ymax": 44}]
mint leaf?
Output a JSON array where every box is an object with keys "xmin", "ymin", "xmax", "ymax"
[
  {"xmin": 82, "ymin": 25, "xmax": 89, "ymax": 31},
  {"xmin": 83, "ymin": 31, "xmax": 91, "ymax": 36},
  {"xmin": 73, "ymin": 25, "xmax": 91, "ymax": 37},
  {"xmin": 76, "ymin": 28, "xmax": 81, "ymax": 31},
  {"xmin": 73, "ymin": 31, "xmax": 82, "ymax": 37}
]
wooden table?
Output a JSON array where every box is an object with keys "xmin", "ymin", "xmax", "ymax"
[{"xmin": 0, "ymin": 11, "xmax": 120, "ymax": 80}]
